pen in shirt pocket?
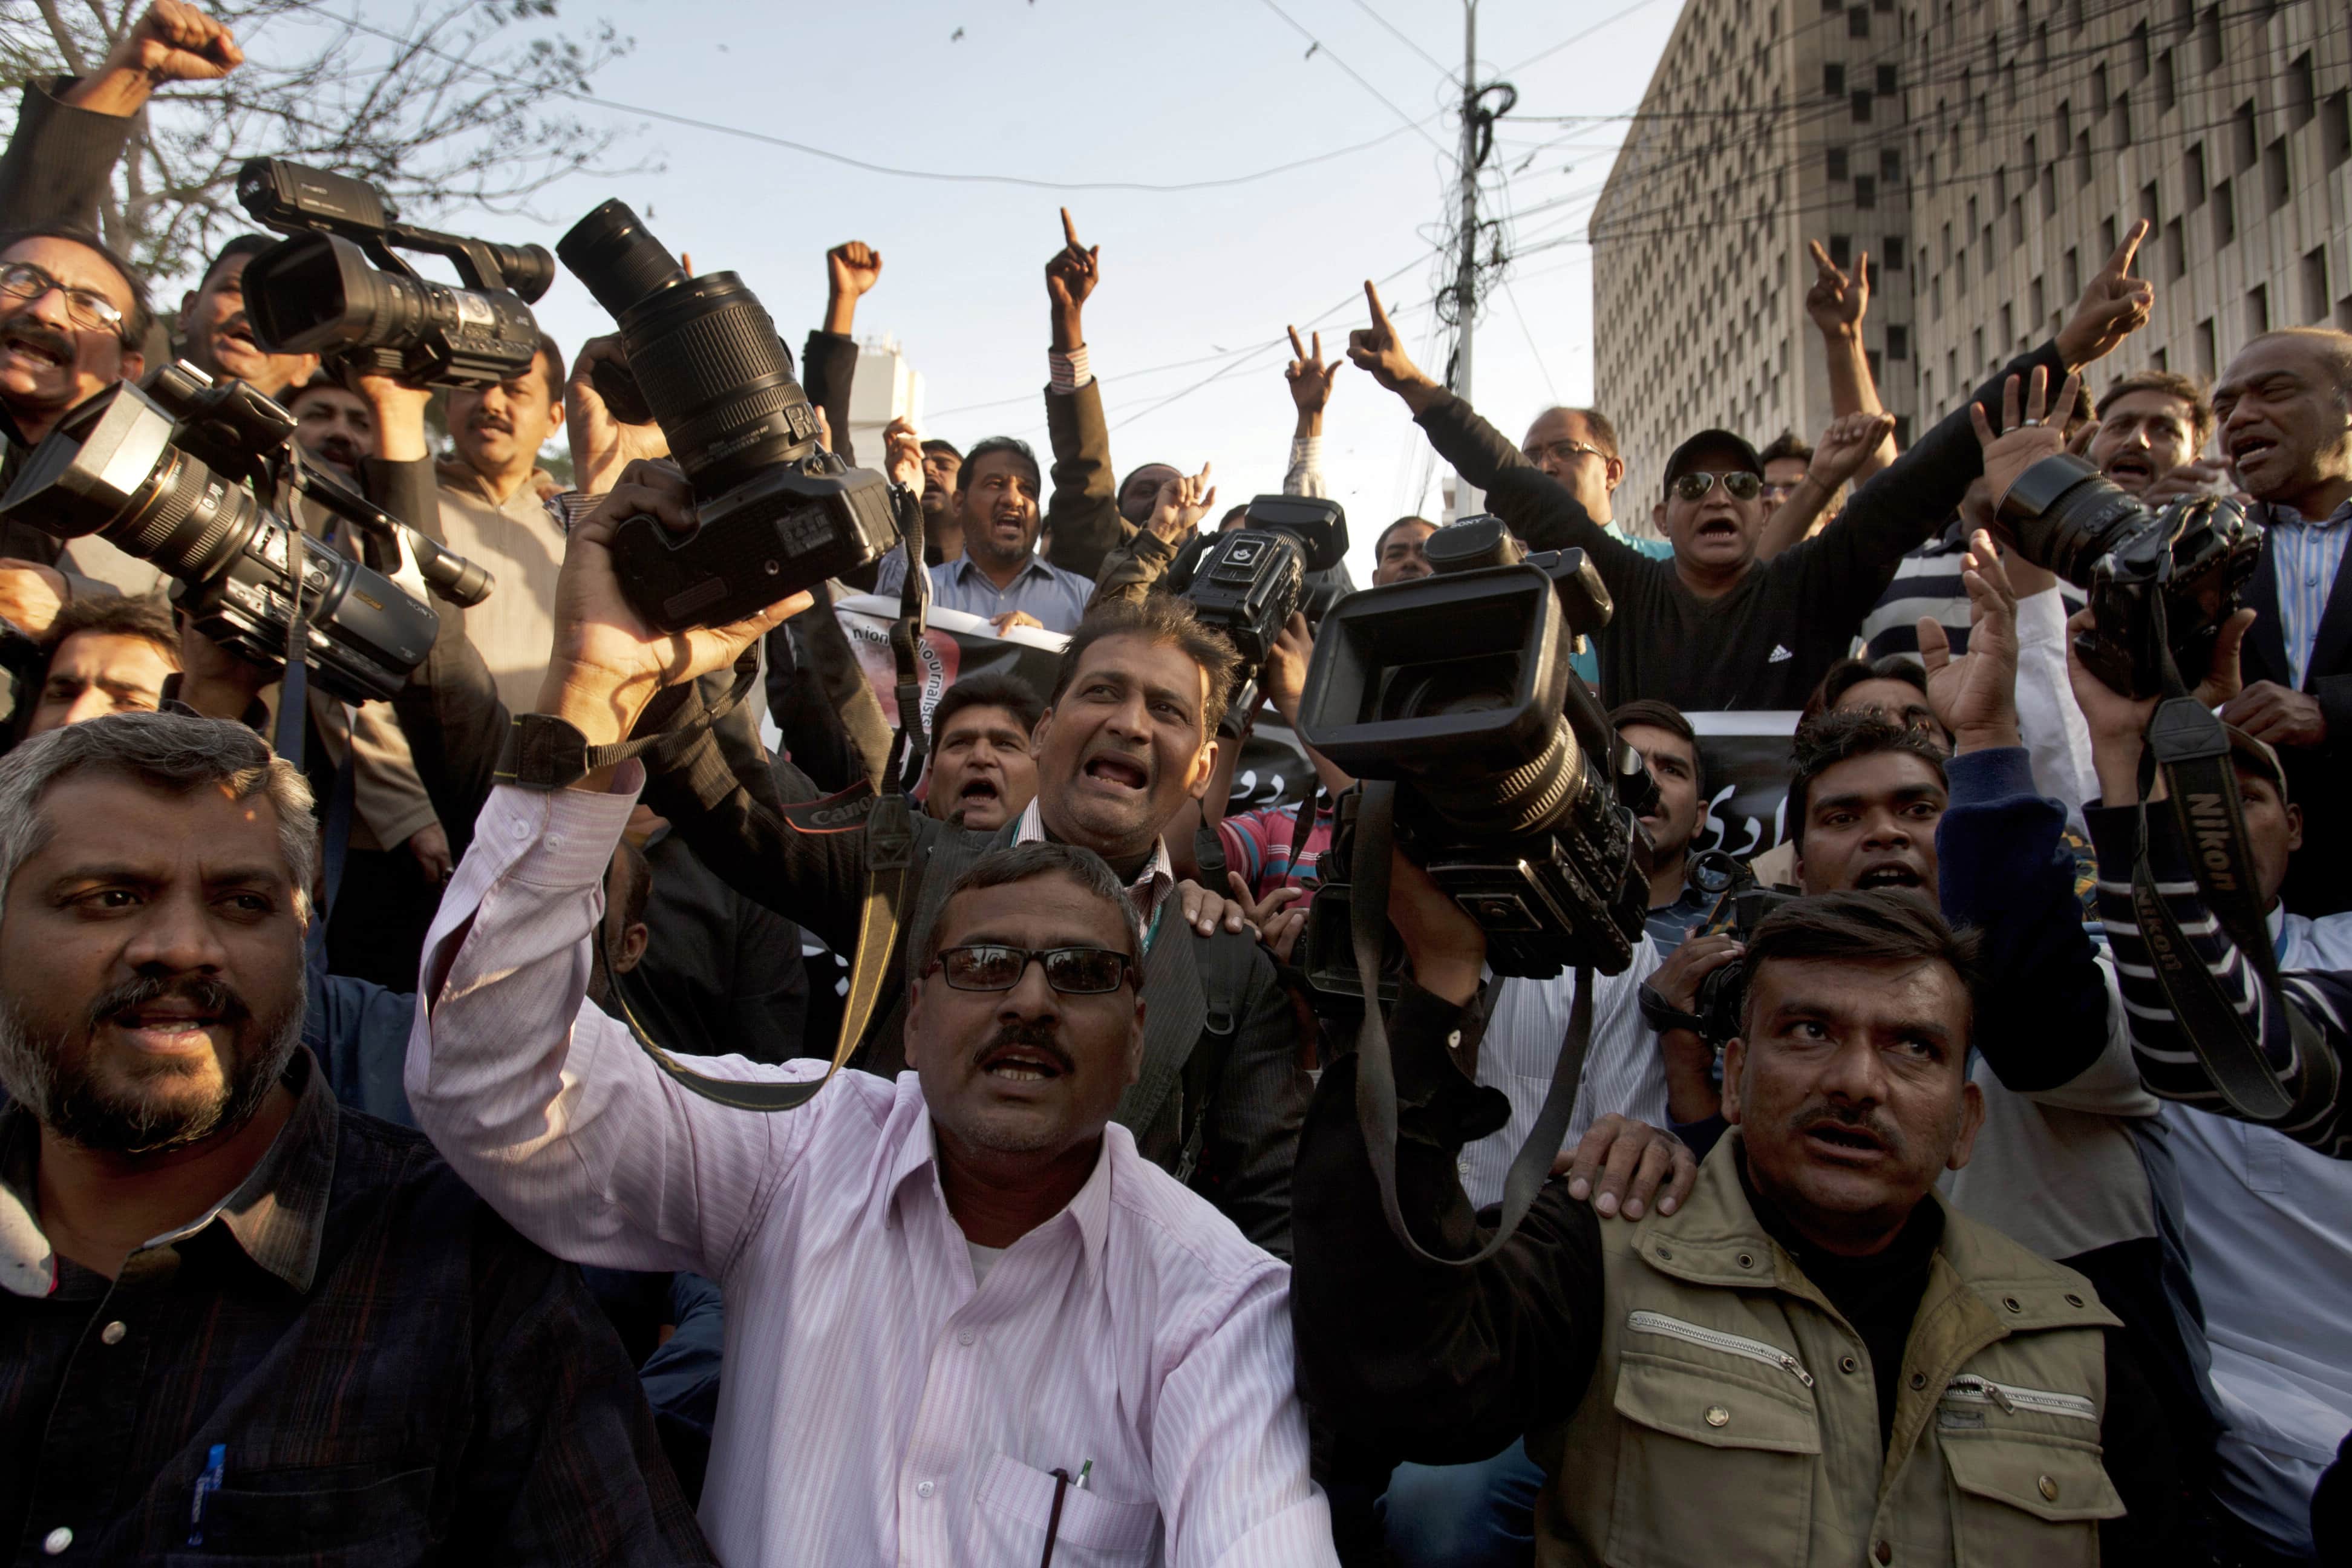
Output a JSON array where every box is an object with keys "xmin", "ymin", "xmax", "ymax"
[{"xmin": 188, "ymin": 1443, "xmax": 225, "ymax": 1547}]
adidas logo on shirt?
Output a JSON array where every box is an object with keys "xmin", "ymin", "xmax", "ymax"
[{"xmin": 1768, "ymin": 644, "xmax": 1794, "ymax": 662}]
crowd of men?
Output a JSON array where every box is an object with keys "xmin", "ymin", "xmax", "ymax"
[{"xmin": 0, "ymin": 4, "xmax": 2347, "ymax": 1564}]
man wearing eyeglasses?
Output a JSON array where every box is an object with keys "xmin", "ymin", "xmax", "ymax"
[
  {"xmin": 1350, "ymin": 227, "xmax": 2154, "ymax": 710},
  {"xmin": 1518, "ymin": 406, "xmax": 1674, "ymax": 563}
]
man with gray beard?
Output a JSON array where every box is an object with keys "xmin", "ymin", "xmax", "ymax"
[{"xmin": 0, "ymin": 711, "xmax": 710, "ymax": 1565}]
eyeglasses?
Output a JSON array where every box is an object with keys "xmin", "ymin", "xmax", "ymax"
[
  {"xmin": 1669, "ymin": 469, "xmax": 1765, "ymax": 503},
  {"xmin": 1524, "ymin": 438, "xmax": 1607, "ymax": 466},
  {"xmin": 925, "ymin": 944, "xmax": 1139, "ymax": 996},
  {"xmin": 0, "ymin": 262, "xmax": 128, "ymax": 338}
]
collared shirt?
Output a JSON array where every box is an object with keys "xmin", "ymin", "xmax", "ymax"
[
  {"xmin": 1462, "ymin": 936, "xmax": 1665, "ymax": 1209},
  {"xmin": 1644, "ymin": 883, "xmax": 1714, "ymax": 956},
  {"xmin": 2262, "ymin": 497, "xmax": 2352, "ymax": 688},
  {"xmin": 1013, "ymin": 794, "xmax": 1177, "ymax": 942},
  {"xmin": 0, "ymin": 1050, "xmax": 707, "ymax": 1564},
  {"xmin": 405, "ymin": 775, "xmax": 1338, "ymax": 1567},
  {"xmin": 874, "ymin": 549, "xmax": 1097, "ymax": 633},
  {"xmin": 2158, "ymin": 904, "xmax": 2352, "ymax": 1552},
  {"xmin": 431, "ymin": 461, "xmax": 574, "ymax": 716}
]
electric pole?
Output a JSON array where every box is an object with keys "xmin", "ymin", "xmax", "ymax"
[{"xmin": 1452, "ymin": 0, "xmax": 1483, "ymax": 518}]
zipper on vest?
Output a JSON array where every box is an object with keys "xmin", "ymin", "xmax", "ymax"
[
  {"xmin": 1627, "ymin": 1310, "xmax": 1817, "ymax": 1388},
  {"xmin": 1942, "ymin": 1374, "xmax": 2097, "ymax": 1422}
]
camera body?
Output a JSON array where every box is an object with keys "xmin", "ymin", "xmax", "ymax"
[
  {"xmin": 2001, "ymin": 452, "xmax": 2261, "ymax": 699},
  {"xmin": 1182, "ymin": 494, "xmax": 1348, "ymax": 727},
  {"xmin": 557, "ymin": 200, "xmax": 900, "ymax": 631},
  {"xmin": 1297, "ymin": 515, "xmax": 1656, "ymax": 982},
  {"xmin": 1688, "ymin": 882, "xmax": 1804, "ymax": 1045},
  {"xmin": 0, "ymin": 364, "xmax": 484, "ymax": 703},
  {"xmin": 236, "ymin": 158, "xmax": 554, "ymax": 390}
]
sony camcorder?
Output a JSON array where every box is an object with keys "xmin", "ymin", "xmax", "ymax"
[
  {"xmin": 235, "ymin": 158, "xmax": 554, "ymax": 390},
  {"xmin": 1181, "ymin": 494, "xmax": 1348, "ymax": 730},
  {"xmin": 556, "ymin": 200, "xmax": 900, "ymax": 632},
  {"xmin": 2001, "ymin": 452, "xmax": 2261, "ymax": 699},
  {"xmin": 0, "ymin": 361, "xmax": 491, "ymax": 703},
  {"xmin": 1297, "ymin": 515, "xmax": 1656, "ymax": 982}
]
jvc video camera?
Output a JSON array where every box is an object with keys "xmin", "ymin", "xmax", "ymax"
[
  {"xmin": 235, "ymin": 158, "xmax": 554, "ymax": 390},
  {"xmin": 556, "ymin": 200, "xmax": 900, "ymax": 632},
  {"xmin": 1181, "ymin": 494, "xmax": 1348, "ymax": 730},
  {"xmin": 2001, "ymin": 452, "xmax": 2261, "ymax": 699},
  {"xmin": 0, "ymin": 362, "xmax": 492, "ymax": 703},
  {"xmin": 1297, "ymin": 515, "xmax": 1656, "ymax": 982}
]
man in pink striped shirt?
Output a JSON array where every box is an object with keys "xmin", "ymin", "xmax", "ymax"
[{"xmin": 407, "ymin": 467, "xmax": 1338, "ymax": 1566}]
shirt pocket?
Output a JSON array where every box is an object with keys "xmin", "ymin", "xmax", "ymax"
[
  {"xmin": 160, "ymin": 1463, "xmax": 435, "ymax": 1564},
  {"xmin": 1940, "ymin": 1429, "xmax": 2120, "ymax": 1566},
  {"xmin": 973, "ymin": 1451, "xmax": 1160, "ymax": 1564},
  {"xmin": 1607, "ymin": 1344, "xmax": 1821, "ymax": 1568}
]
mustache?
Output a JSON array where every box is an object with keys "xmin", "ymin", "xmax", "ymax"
[
  {"xmin": 88, "ymin": 973, "xmax": 251, "ymax": 1034},
  {"xmin": 0, "ymin": 318, "xmax": 75, "ymax": 361},
  {"xmin": 1789, "ymin": 1100, "xmax": 1903, "ymax": 1152},
  {"xmin": 970, "ymin": 1018, "xmax": 1073, "ymax": 1076}
]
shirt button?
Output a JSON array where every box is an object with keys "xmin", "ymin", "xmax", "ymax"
[
  {"xmin": 1704, "ymin": 1405, "xmax": 1731, "ymax": 1427},
  {"xmin": 510, "ymin": 821, "xmax": 529, "ymax": 840},
  {"xmin": 99, "ymin": 1321, "xmax": 126, "ymax": 1345},
  {"xmin": 2038, "ymin": 1474, "xmax": 2060, "ymax": 1502},
  {"xmin": 1446, "ymin": 1030, "xmax": 1464, "ymax": 1049},
  {"xmin": 1874, "ymin": 1541, "xmax": 1893, "ymax": 1565},
  {"xmin": 915, "ymin": 1481, "xmax": 935, "ymax": 1500},
  {"xmin": 546, "ymin": 834, "xmax": 564, "ymax": 849},
  {"xmin": 41, "ymin": 1527, "xmax": 70, "ymax": 1555},
  {"xmin": 957, "ymin": 1329, "xmax": 975, "ymax": 1346}
]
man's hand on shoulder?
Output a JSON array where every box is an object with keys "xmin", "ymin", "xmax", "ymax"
[{"xmin": 1552, "ymin": 1114, "xmax": 1697, "ymax": 1220}]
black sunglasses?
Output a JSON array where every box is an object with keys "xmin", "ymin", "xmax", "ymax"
[
  {"xmin": 1670, "ymin": 469, "xmax": 1765, "ymax": 503},
  {"xmin": 925, "ymin": 944, "xmax": 1139, "ymax": 996}
]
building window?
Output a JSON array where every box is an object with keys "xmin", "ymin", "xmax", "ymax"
[
  {"xmin": 2213, "ymin": 178, "xmax": 2235, "ymax": 247},
  {"xmin": 2326, "ymin": 91, "xmax": 2350, "ymax": 169},
  {"xmin": 2307, "ymin": 247, "xmax": 2334, "ymax": 324},
  {"xmin": 2091, "ymin": 62, "xmax": 2108, "ymax": 116},
  {"xmin": 2140, "ymin": 181, "xmax": 2160, "ymax": 226},
  {"xmin": 2246, "ymin": 284, "xmax": 2269, "ymax": 338},
  {"xmin": 1866, "ymin": 348, "xmax": 1883, "ymax": 383},
  {"xmin": 1887, "ymin": 324, "xmax": 1909, "ymax": 359},
  {"xmin": 2265, "ymin": 139, "xmax": 2290, "ymax": 212},
  {"xmin": 1855, "ymin": 174, "xmax": 1878, "ymax": 207},
  {"xmin": 1849, "ymin": 5, "xmax": 1870, "ymax": 36},
  {"xmin": 2186, "ymin": 143, "xmax": 2206, "ymax": 207},
  {"xmin": 2130, "ymin": 21, "xmax": 2151, "ymax": 80},
  {"xmin": 1881, "ymin": 148, "xmax": 1903, "ymax": 183},
  {"xmin": 1877, "ymin": 63, "xmax": 1898, "ymax": 95},
  {"xmin": 2010, "ymin": 197, "xmax": 2025, "ymax": 248},
  {"xmin": 2115, "ymin": 93, "xmax": 2130, "ymax": 149},
  {"xmin": 1883, "ymin": 238, "xmax": 1905, "ymax": 268},
  {"xmin": 2165, "ymin": 217, "xmax": 2186, "ymax": 281},
  {"xmin": 2156, "ymin": 51, "xmax": 2175, "ymax": 116},
  {"xmin": 2000, "ymin": 303, "xmax": 2015, "ymax": 347},
  {"xmin": 1852, "ymin": 90, "xmax": 1873, "ymax": 122},
  {"xmin": 1824, "ymin": 61, "xmax": 1846, "ymax": 96},
  {"xmin": 2030, "ymin": 274, "xmax": 2044, "ymax": 322},
  {"xmin": 2195, "ymin": 318, "xmax": 2216, "ymax": 381},
  {"xmin": 2234, "ymin": 100, "xmax": 2258, "ymax": 172},
  {"xmin": 1971, "ymin": 327, "xmax": 1984, "ymax": 372},
  {"xmin": 2290, "ymin": 52, "xmax": 2316, "ymax": 130},
  {"xmin": 1829, "ymin": 234, "xmax": 1853, "ymax": 267},
  {"xmin": 2041, "ymin": 162, "xmax": 2057, "ymax": 217},
  {"xmin": 2063, "ymin": 247, "xmax": 2080, "ymax": 301},
  {"xmin": 2200, "ymin": 7, "xmax": 2222, "ymax": 71},
  {"xmin": 1828, "ymin": 146, "xmax": 1851, "ymax": 180}
]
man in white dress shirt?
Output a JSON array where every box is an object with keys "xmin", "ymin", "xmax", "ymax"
[{"xmin": 406, "ymin": 469, "xmax": 1336, "ymax": 1566}]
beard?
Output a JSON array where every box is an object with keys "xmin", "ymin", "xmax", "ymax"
[{"xmin": 0, "ymin": 974, "xmax": 304, "ymax": 1157}]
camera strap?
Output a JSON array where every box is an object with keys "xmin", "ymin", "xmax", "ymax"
[
  {"xmin": 604, "ymin": 485, "xmax": 938, "ymax": 1113},
  {"xmin": 1348, "ymin": 782, "xmax": 1596, "ymax": 1266},
  {"xmin": 2125, "ymin": 621, "xmax": 2327, "ymax": 1122}
]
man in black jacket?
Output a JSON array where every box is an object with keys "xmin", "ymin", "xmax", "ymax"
[{"xmin": 1342, "ymin": 224, "xmax": 2155, "ymax": 711}]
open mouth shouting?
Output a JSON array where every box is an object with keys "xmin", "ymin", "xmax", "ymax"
[
  {"xmin": 1852, "ymin": 860, "xmax": 1926, "ymax": 892},
  {"xmin": 2227, "ymin": 430, "xmax": 2279, "ymax": 480},
  {"xmin": 1079, "ymin": 748, "xmax": 1151, "ymax": 797},
  {"xmin": 2100, "ymin": 451, "xmax": 2155, "ymax": 489},
  {"xmin": 1693, "ymin": 514, "xmax": 1742, "ymax": 543},
  {"xmin": 973, "ymin": 1029, "xmax": 1073, "ymax": 1086},
  {"xmin": 95, "ymin": 978, "xmax": 246, "ymax": 1059},
  {"xmin": 1797, "ymin": 1114, "xmax": 1895, "ymax": 1164},
  {"xmin": 0, "ymin": 321, "xmax": 73, "ymax": 379}
]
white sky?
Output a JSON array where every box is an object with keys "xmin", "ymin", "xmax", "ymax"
[{"xmin": 314, "ymin": 0, "xmax": 1683, "ymax": 584}]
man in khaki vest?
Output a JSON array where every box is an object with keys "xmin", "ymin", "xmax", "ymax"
[{"xmin": 1293, "ymin": 882, "xmax": 2183, "ymax": 1564}]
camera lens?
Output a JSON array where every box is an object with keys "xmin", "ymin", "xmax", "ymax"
[{"xmin": 558, "ymin": 201, "xmax": 817, "ymax": 497}]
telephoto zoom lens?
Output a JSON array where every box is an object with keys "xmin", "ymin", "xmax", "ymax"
[{"xmin": 557, "ymin": 200, "xmax": 820, "ymax": 495}]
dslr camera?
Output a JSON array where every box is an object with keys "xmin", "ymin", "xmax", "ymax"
[
  {"xmin": 2001, "ymin": 452, "xmax": 2261, "ymax": 699},
  {"xmin": 556, "ymin": 200, "xmax": 900, "ymax": 632},
  {"xmin": 0, "ymin": 361, "xmax": 492, "ymax": 703},
  {"xmin": 235, "ymin": 158, "xmax": 554, "ymax": 390},
  {"xmin": 1180, "ymin": 494, "xmax": 1348, "ymax": 730},
  {"xmin": 1297, "ymin": 515, "xmax": 1657, "ymax": 983}
]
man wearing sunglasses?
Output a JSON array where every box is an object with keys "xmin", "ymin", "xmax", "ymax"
[{"xmin": 1349, "ymin": 223, "xmax": 2152, "ymax": 710}]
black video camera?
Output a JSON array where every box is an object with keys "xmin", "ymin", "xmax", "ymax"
[
  {"xmin": 1181, "ymin": 494, "xmax": 1347, "ymax": 730},
  {"xmin": 556, "ymin": 200, "xmax": 900, "ymax": 632},
  {"xmin": 1679, "ymin": 852, "xmax": 1803, "ymax": 1045},
  {"xmin": 1296, "ymin": 515, "xmax": 1656, "ymax": 982},
  {"xmin": 2001, "ymin": 452, "xmax": 2261, "ymax": 699},
  {"xmin": 0, "ymin": 361, "xmax": 492, "ymax": 703},
  {"xmin": 235, "ymin": 159, "xmax": 554, "ymax": 390}
]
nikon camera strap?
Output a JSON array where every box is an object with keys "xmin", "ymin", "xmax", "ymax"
[
  {"xmin": 1348, "ymin": 782, "xmax": 1598, "ymax": 1266},
  {"xmin": 2126, "ymin": 599, "xmax": 2335, "ymax": 1125},
  {"xmin": 598, "ymin": 483, "xmax": 933, "ymax": 1112}
]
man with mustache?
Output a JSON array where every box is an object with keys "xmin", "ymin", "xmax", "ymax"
[
  {"xmin": 2207, "ymin": 327, "xmax": 2352, "ymax": 915},
  {"xmin": 176, "ymin": 232, "xmax": 318, "ymax": 398},
  {"xmin": 0, "ymin": 711, "xmax": 710, "ymax": 1564},
  {"xmin": 286, "ymin": 373, "xmax": 374, "ymax": 481},
  {"xmin": 500, "ymin": 459, "xmax": 1313, "ymax": 1253},
  {"xmin": 430, "ymin": 334, "xmax": 571, "ymax": 715},
  {"xmin": 411, "ymin": 821, "xmax": 1341, "ymax": 1563},
  {"xmin": 874, "ymin": 431, "xmax": 1099, "ymax": 635},
  {"xmin": 2088, "ymin": 368, "xmax": 2224, "ymax": 503},
  {"xmin": 1292, "ymin": 869, "xmax": 2182, "ymax": 1561},
  {"xmin": 924, "ymin": 672, "xmax": 1042, "ymax": 832}
]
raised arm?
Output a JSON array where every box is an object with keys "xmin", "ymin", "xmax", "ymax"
[
  {"xmin": 1283, "ymin": 326, "xmax": 1339, "ymax": 498},
  {"xmin": 1753, "ymin": 411, "xmax": 1896, "ymax": 560},
  {"xmin": 1040, "ymin": 208, "xmax": 1128, "ymax": 580},
  {"xmin": 1802, "ymin": 239, "xmax": 1897, "ymax": 483},
  {"xmin": 800, "ymin": 241, "xmax": 879, "ymax": 466}
]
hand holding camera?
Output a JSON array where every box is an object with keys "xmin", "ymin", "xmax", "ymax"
[
  {"xmin": 566, "ymin": 335, "xmax": 670, "ymax": 497},
  {"xmin": 538, "ymin": 459, "xmax": 815, "ymax": 750}
]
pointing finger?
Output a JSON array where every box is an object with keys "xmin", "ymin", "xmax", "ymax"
[
  {"xmin": 1060, "ymin": 206, "xmax": 1080, "ymax": 248},
  {"xmin": 1364, "ymin": 279, "xmax": 1394, "ymax": 334},
  {"xmin": 2106, "ymin": 217, "xmax": 2148, "ymax": 279},
  {"xmin": 1807, "ymin": 238, "xmax": 1834, "ymax": 273}
]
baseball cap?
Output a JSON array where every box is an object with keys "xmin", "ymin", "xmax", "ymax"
[
  {"xmin": 2223, "ymin": 723, "xmax": 2288, "ymax": 800},
  {"xmin": 1661, "ymin": 428, "xmax": 1766, "ymax": 497}
]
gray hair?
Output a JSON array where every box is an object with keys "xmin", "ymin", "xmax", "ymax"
[
  {"xmin": 0, "ymin": 713, "xmax": 318, "ymax": 924},
  {"xmin": 917, "ymin": 841, "xmax": 1145, "ymax": 973}
]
